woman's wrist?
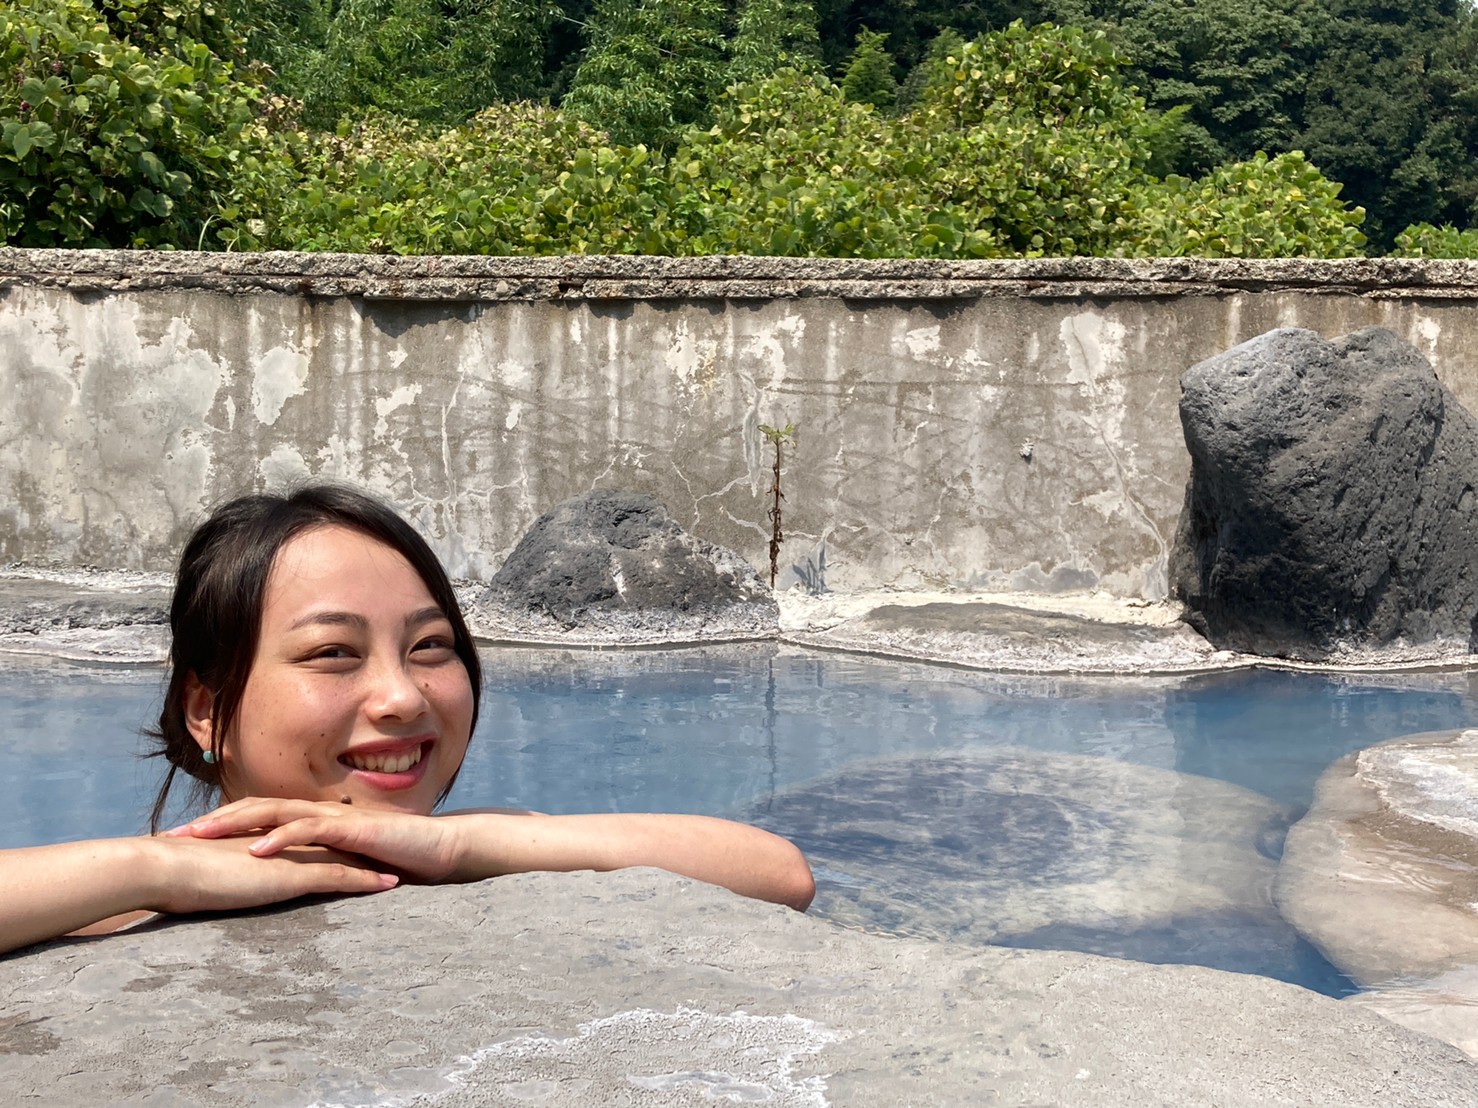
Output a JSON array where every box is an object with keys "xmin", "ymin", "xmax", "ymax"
[
  {"xmin": 440, "ymin": 813, "xmax": 510, "ymax": 882},
  {"xmin": 131, "ymin": 835, "xmax": 181, "ymax": 914}
]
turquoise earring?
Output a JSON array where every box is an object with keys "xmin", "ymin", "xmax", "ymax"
[{"xmin": 202, "ymin": 749, "xmax": 217, "ymax": 765}]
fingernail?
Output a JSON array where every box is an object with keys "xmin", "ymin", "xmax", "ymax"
[
  {"xmin": 379, "ymin": 874, "xmax": 400, "ymax": 889},
  {"xmin": 248, "ymin": 837, "xmax": 271, "ymax": 854},
  {"xmin": 160, "ymin": 824, "xmax": 192, "ymax": 837}
]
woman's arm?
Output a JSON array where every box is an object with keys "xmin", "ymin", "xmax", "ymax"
[
  {"xmin": 0, "ymin": 836, "xmax": 399, "ymax": 957},
  {"xmin": 174, "ymin": 801, "xmax": 816, "ymax": 911},
  {"xmin": 442, "ymin": 812, "xmax": 815, "ymax": 910},
  {"xmin": 0, "ymin": 838, "xmax": 161, "ymax": 955}
]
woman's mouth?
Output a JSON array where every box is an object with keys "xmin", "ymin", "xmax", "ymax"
[{"xmin": 339, "ymin": 741, "xmax": 431, "ymax": 782}]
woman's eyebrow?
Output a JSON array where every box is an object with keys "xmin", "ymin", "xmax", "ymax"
[
  {"xmin": 288, "ymin": 611, "xmax": 368, "ymax": 632},
  {"xmin": 405, "ymin": 606, "xmax": 449, "ymax": 628},
  {"xmin": 286, "ymin": 607, "xmax": 448, "ymax": 632}
]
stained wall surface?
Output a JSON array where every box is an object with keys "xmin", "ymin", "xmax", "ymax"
[{"xmin": 6, "ymin": 251, "xmax": 1478, "ymax": 597}]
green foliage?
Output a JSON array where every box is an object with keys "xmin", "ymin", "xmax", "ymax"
[
  {"xmin": 811, "ymin": 0, "xmax": 1038, "ymax": 73},
  {"xmin": 1047, "ymin": 0, "xmax": 1478, "ymax": 250},
  {"xmin": 562, "ymin": 0, "xmax": 726, "ymax": 148},
  {"xmin": 446, "ymin": 0, "xmax": 565, "ymax": 106},
  {"xmin": 908, "ymin": 23, "xmax": 1153, "ymax": 255},
  {"xmin": 1125, "ymin": 152, "xmax": 1366, "ymax": 257},
  {"xmin": 1296, "ymin": 0, "xmax": 1478, "ymax": 248},
  {"xmin": 288, "ymin": 0, "xmax": 459, "ymax": 127},
  {"xmin": 1051, "ymin": 0, "xmax": 1326, "ymax": 173},
  {"xmin": 0, "ymin": 0, "xmax": 259, "ymax": 247},
  {"xmin": 1391, "ymin": 223, "xmax": 1478, "ymax": 258},
  {"xmin": 668, "ymin": 24, "xmax": 1363, "ymax": 258},
  {"xmin": 102, "ymin": 0, "xmax": 243, "ymax": 59},
  {"xmin": 5, "ymin": 8, "xmax": 1369, "ymax": 259},
  {"xmin": 222, "ymin": 103, "xmax": 674, "ymax": 253},
  {"xmin": 839, "ymin": 27, "xmax": 897, "ymax": 110},
  {"xmin": 728, "ymin": 0, "xmax": 822, "ymax": 83},
  {"xmin": 672, "ymin": 70, "xmax": 963, "ymax": 255},
  {"xmin": 30, "ymin": 0, "xmax": 1447, "ymax": 259},
  {"xmin": 895, "ymin": 27, "xmax": 963, "ymax": 112},
  {"xmin": 219, "ymin": 0, "xmax": 564, "ymax": 126}
]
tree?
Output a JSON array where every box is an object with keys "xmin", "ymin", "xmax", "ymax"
[
  {"xmin": 562, "ymin": 0, "xmax": 726, "ymax": 147},
  {"xmin": 896, "ymin": 27, "xmax": 965, "ymax": 111},
  {"xmin": 1038, "ymin": 0, "xmax": 1325, "ymax": 174},
  {"xmin": 288, "ymin": 0, "xmax": 461, "ymax": 126},
  {"xmin": 728, "ymin": 0, "xmax": 823, "ymax": 84},
  {"xmin": 447, "ymin": 0, "xmax": 565, "ymax": 107},
  {"xmin": 221, "ymin": 0, "xmax": 333, "ymax": 98},
  {"xmin": 223, "ymin": 0, "xmax": 563, "ymax": 124},
  {"xmin": 1042, "ymin": 0, "xmax": 1478, "ymax": 249},
  {"xmin": 810, "ymin": 0, "xmax": 1042, "ymax": 74},
  {"xmin": 840, "ymin": 27, "xmax": 898, "ymax": 110},
  {"xmin": 1296, "ymin": 0, "xmax": 1478, "ymax": 247}
]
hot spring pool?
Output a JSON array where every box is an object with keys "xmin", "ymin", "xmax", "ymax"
[{"xmin": 5, "ymin": 644, "xmax": 1474, "ymax": 997}]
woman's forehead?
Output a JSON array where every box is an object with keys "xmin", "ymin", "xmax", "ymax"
[{"xmin": 262, "ymin": 525, "xmax": 436, "ymax": 619}]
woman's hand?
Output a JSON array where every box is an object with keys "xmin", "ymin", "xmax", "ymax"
[
  {"xmin": 145, "ymin": 835, "xmax": 399, "ymax": 916},
  {"xmin": 0, "ymin": 835, "xmax": 399, "ymax": 956},
  {"xmin": 165, "ymin": 798, "xmax": 464, "ymax": 884}
]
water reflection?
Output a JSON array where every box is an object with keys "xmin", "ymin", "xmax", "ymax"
[{"xmin": 1165, "ymin": 668, "xmax": 1477, "ymax": 809}]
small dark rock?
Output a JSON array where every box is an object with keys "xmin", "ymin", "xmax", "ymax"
[
  {"xmin": 1170, "ymin": 326, "xmax": 1478, "ymax": 659},
  {"xmin": 470, "ymin": 490, "xmax": 778, "ymax": 642}
]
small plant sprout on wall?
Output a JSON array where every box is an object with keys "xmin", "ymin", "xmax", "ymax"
[{"xmin": 759, "ymin": 422, "xmax": 797, "ymax": 588}]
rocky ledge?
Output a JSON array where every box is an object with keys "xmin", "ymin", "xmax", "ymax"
[
  {"xmin": 1278, "ymin": 728, "xmax": 1478, "ymax": 1058},
  {"xmin": 0, "ymin": 567, "xmax": 171, "ymax": 663},
  {"xmin": 4, "ymin": 869, "xmax": 1476, "ymax": 1107}
]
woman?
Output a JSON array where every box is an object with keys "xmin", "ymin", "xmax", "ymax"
[{"xmin": 0, "ymin": 485, "xmax": 813, "ymax": 956}]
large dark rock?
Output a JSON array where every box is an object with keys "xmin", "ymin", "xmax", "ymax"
[
  {"xmin": 1170, "ymin": 326, "xmax": 1478, "ymax": 659},
  {"xmin": 468, "ymin": 489, "xmax": 778, "ymax": 642}
]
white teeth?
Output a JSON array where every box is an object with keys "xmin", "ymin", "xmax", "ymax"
[{"xmin": 345, "ymin": 745, "xmax": 423, "ymax": 773}]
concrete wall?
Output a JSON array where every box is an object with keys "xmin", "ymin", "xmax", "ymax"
[{"xmin": 6, "ymin": 250, "xmax": 1478, "ymax": 598}]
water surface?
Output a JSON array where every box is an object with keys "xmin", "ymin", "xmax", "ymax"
[{"xmin": 4, "ymin": 645, "xmax": 1473, "ymax": 996}]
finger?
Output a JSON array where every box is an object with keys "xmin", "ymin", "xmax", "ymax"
[
  {"xmin": 182, "ymin": 795, "xmax": 282, "ymax": 823},
  {"xmin": 247, "ymin": 816, "xmax": 372, "ymax": 858},
  {"xmin": 165, "ymin": 799, "xmax": 344, "ymax": 838},
  {"xmin": 288, "ymin": 864, "xmax": 400, "ymax": 897}
]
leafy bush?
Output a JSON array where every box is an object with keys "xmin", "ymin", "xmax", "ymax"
[
  {"xmin": 0, "ymin": 0, "xmax": 258, "ymax": 247},
  {"xmin": 671, "ymin": 70, "xmax": 975, "ymax": 256},
  {"xmin": 224, "ymin": 103, "xmax": 674, "ymax": 254},
  {"xmin": 1125, "ymin": 152, "xmax": 1367, "ymax": 258},
  {"xmin": 1390, "ymin": 223, "xmax": 1478, "ymax": 259},
  {"xmin": 907, "ymin": 23, "xmax": 1153, "ymax": 256}
]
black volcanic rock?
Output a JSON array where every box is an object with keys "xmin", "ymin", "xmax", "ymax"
[
  {"xmin": 1170, "ymin": 326, "xmax": 1478, "ymax": 659},
  {"xmin": 471, "ymin": 489, "xmax": 777, "ymax": 641}
]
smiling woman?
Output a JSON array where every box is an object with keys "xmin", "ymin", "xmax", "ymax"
[
  {"xmin": 0, "ymin": 486, "xmax": 814, "ymax": 957},
  {"xmin": 183, "ymin": 525, "xmax": 476, "ymax": 815}
]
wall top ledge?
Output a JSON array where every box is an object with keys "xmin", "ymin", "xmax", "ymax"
[{"xmin": 6, "ymin": 248, "xmax": 1478, "ymax": 302}]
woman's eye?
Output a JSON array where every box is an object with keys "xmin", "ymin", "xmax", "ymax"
[
  {"xmin": 305, "ymin": 644, "xmax": 356, "ymax": 661},
  {"xmin": 412, "ymin": 635, "xmax": 456, "ymax": 656}
]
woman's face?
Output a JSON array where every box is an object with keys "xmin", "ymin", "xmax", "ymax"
[{"xmin": 199, "ymin": 524, "xmax": 475, "ymax": 813}]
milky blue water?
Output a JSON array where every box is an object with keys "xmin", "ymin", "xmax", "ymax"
[{"xmin": 4, "ymin": 645, "xmax": 1474, "ymax": 996}]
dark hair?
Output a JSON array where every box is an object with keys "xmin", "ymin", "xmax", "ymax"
[{"xmin": 146, "ymin": 484, "xmax": 482, "ymax": 832}]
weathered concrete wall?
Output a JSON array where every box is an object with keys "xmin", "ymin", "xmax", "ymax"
[{"xmin": 6, "ymin": 250, "xmax": 1478, "ymax": 597}]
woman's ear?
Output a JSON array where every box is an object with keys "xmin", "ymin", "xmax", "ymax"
[{"xmin": 183, "ymin": 673, "xmax": 215, "ymax": 753}]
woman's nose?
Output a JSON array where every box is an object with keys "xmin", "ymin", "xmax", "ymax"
[{"xmin": 365, "ymin": 656, "xmax": 429, "ymax": 721}]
